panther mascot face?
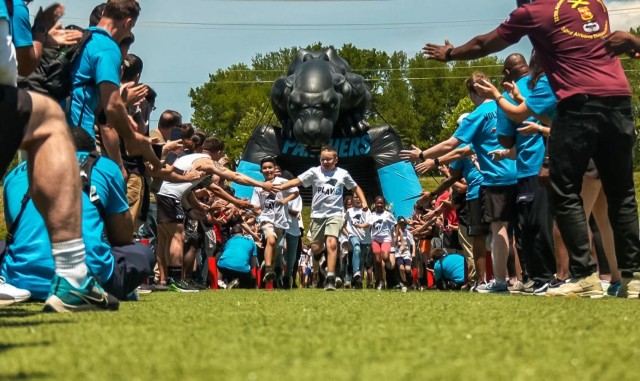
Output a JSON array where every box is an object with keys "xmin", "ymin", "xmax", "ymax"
[{"xmin": 271, "ymin": 48, "xmax": 372, "ymax": 150}]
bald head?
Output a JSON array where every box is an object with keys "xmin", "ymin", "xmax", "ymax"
[{"xmin": 503, "ymin": 53, "xmax": 529, "ymax": 82}]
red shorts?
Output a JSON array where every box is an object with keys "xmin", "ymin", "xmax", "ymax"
[{"xmin": 371, "ymin": 241, "xmax": 391, "ymax": 255}]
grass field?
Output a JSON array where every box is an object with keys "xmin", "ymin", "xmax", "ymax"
[{"xmin": 1, "ymin": 290, "xmax": 639, "ymax": 380}]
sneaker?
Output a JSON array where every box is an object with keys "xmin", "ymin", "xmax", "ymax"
[
  {"xmin": 476, "ymin": 279, "xmax": 509, "ymax": 294},
  {"xmin": 44, "ymin": 275, "xmax": 119, "ymax": 313},
  {"xmin": 520, "ymin": 280, "xmax": 549, "ymax": 296},
  {"xmin": 546, "ymin": 273, "xmax": 602, "ymax": 297},
  {"xmin": 168, "ymin": 278, "xmax": 199, "ymax": 293},
  {"xmin": 619, "ymin": 272, "xmax": 640, "ymax": 299},
  {"xmin": 0, "ymin": 276, "xmax": 31, "ymax": 305},
  {"xmin": 137, "ymin": 284, "xmax": 155, "ymax": 294},
  {"xmin": 400, "ymin": 284, "xmax": 408, "ymax": 293},
  {"xmin": 217, "ymin": 280, "xmax": 227, "ymax": 289},
  {"xmin": 187, "ymin": 279, "xmax": 208, "ymax": 290},
  {"xmin": 335, "ymin": 277, "xmax": 343, "ymax": 289},
  {"xmin": 508, "ymin": 280, "xmax": 525, "ymax": 294},
  {"xmin": 344, "ymin": 281, "xmax": 352, "ymax": 289},
  {"xmin": 545, "ymin": 277, "xmax": 569, "ymax": 296},
  {"xmin": 353, "ymin": 272, "xmax": 362, "ymax": 283},
  {"xmin": 262, "ymin": 270, "xmax": 276, "ymax": 284},
  {"xmin": 324, "ymin": 275, "xmax": 336, "ymax": 291},
  {"xmin": 376, "ymin": 281, "xmax": 385, "ymax": 290},
  {"xmin": 154, "ymin": 283, "xmax": 169, "ymax": 292},
  {"xmin": 605, "ymin": 281, "xmax": 621, "ymax": 298},
  {"xmin": 226, "ymin": 279, "xmax": 240, "ymax": 289}
]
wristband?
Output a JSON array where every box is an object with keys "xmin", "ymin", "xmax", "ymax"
[
  {"xmin": 445, "ymin": 47, "xmax": 454, "ymax": 61},
  {"xmin": 419, "ymin": 151, "xmax": 425, "ymax": 161},
  {"xmin": 496, "ymin": 95, "xmax": 505, "ymax": 103},
  {"xmin": 434, "ymin": 157, "xmax": 440, "ymax": 167},
  {"xmin": 542, "ymin": 156, "xmax": 550, "ymax": 168},
  {"xmin": 538, "ymin": 126, "xmax": 544, "ymax": 134}
]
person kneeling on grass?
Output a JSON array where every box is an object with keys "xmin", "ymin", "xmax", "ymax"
[
  {"xmin": 430, "ymin": 238, "xmax": 467, "ymax": 291},
  {"xmin": 1, "ymin": 128, "xmax": 155, "ymax": 307},
  {"xmin": 216, "ymin": 224, "xmax": 258, "ymax": 289}
]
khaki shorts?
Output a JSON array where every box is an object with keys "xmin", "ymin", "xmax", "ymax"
[
  {"xmin": 261, "ymin": 221, "xmax": 284, "ymax": 242},
  {"xmin": 309, "ymin": 216, "xmax": 344, "ymax": 244}
]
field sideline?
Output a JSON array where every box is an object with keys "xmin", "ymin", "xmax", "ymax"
[{"xmin": 1, "ymin": 290, "xmax": 639, "ymax": 380}]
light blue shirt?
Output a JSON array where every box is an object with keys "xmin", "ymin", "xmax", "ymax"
[
  {"xmin": 453, "ymin": 101, "xmax": 516, "ymax": 186},
  {"xmin": 434, "ymin": 253, "xmax": 466, "ymax": 284},
  {"xmin": 68, "ymin": 26, "xmax": 121, "ymax": 141},
  {"xmin": 449, "ymin": 144, "xmax": 484, "ymax": 201},
  {"xmin": 525, "ymin": 75, "xmax": 556, "ymax": 120},
  {"xmin": 1, "ymin": 153, "xmax": 129, "ymax": 300},
  {"xmin": 496, "ymin": 75, "xmax": 545, "ymax": 178},
  {"xmin": 11, "ymin": 0, "xmax": 31, "ymax": 48},
  {"xmin": 218, "ymin": 235, "xmax": 258, "ymax": 273}
]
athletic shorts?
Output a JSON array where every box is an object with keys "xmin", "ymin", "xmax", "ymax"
[
  {"xmin": 156, "ymin": 194, "xmax": 185, "ymax": 224},
  {"xmin": 480, "ymin": 185, "xmax": 516, "ymax": 223},
  {"xmin": 397, "ymin": 257, "xmax": 412, "ymax": 267},
  {"xmin": 371, "ymin": 241, "xmax": 391, "ymax": 255},
  {"xmin": 466, "ymin": 198, "xmax": 490, "ymax": 237},
  {"xmin": 261, "ymin": 221, "xmax": 284, "ymax": 242},
  {"xmin": 0, "ymin": 85, "xmax": 32, "ymax": 177},
  {"xmin": 309, "ymin": 216, "xmax": 344, "ymax": 244}
]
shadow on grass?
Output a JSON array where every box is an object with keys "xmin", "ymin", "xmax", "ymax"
[
  {"xmin": 0, "ymin": 319, "xmax": 72, "ymax": 328},
  {"xmin": 0, "ymin": 341, "xmax": 51, "ymax": 354},
  {"xmin": 0, "ymin": 371, "xmax": 50, "ymax": 380},
  {"xmin": 0, "ymin": 307, "xmax": 39, "ymax": 318}
]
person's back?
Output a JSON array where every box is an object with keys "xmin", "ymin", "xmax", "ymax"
[
  {"xmin": 497, "ymin": 1, "xmax": 630, "ymax": 101},
  {"xmin": 156, "ymin": 153, "xmax": 209, "ymax": 200},
  {"xmin": 434, "ymin": 253, "xmax": 466, "ymax": 287},
  {"xmin": 218, "ymin": 234, "xmax": 257, "ymax": 274},
  {"xmin": 2, "ymin": 152, "xmax": 128, "ymax": 299}
]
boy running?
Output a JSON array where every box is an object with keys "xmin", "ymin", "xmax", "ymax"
[
  {"xmin": 277, "ymin": 146, "xmax": 368, "ymax": 291},
  {"xmin": 251, "ymin": 157, "xmax": 299, "ymax": 282}
]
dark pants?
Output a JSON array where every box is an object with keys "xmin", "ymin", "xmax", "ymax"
[
  {"xmin": 516, "ymin": 175, "xmax": 556, "ymax": 283},
  {"xmin": 549, "ymin": 95, "xmax": 640, "ymax": 278},
  {"xmin": 104, "ymin": 242, "xmax": 156, "ymax": 300},
  {"xmin": 218, "ymin": 266, "xmax": 256, "ymax": 289}
]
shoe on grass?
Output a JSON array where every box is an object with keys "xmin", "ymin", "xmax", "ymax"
[
  {"xmin": 508, "ymin": 280, "xmax": 525, "ymax": 294},
  {"xmin": 521, "ymin": 280, "xmax": 549, "ymax": 296},
  {"xmin": 168, "ymin": 278, "xmax": 199, "ymax": 293},
  {"xmin": 262, "ymin": 270, "xmax": 276, "ymax": 284},
  {"xmin": 619, "ymin": 273, "xmax": 640, "ymax": 299},
  {"xmin": 44, "ymin": 275, "xmax": 119, "ymax": 313},
  {"xmin": 546, "ymin": 273, "xmax": 602, "ymax": 297},
  {"xmin": 605, "ymin": 280, "xmax": 621, "ymax": 298},
  {"xmin": 324, "ymin": 275, "xmax": 336, "ymax": 291},
  {"xmin": 0, "ymin": 276, "xmax": 31, "ymax": 305},
  {"xmin": 476, "ymin": 279, "xmax": 509, "ymax": 294}
]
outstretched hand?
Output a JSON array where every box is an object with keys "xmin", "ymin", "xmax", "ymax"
[
  {"xmin": 400, "ymin": 145, "xmax": 422, "ymax": 163},
  {"xmin": 414, "ymin": 158, "xmax": 435, "ymax": 174},
  {"xmin": 422, "ymin": 39, "xmax": 454, "ymax": 61}
]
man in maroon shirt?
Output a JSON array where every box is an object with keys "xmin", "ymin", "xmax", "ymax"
[{"xmin": 423, "ymin": 0, "xmax": 640, "ymax": 298}]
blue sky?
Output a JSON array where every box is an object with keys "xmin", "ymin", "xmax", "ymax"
[{"xmin": 26, "ymin": 0, "xmax": 640, "ymax": 125}]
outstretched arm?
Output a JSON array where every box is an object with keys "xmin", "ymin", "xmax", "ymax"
[{"xmin": 423, "ymin": 29, "xmax": 513, "ymax": 62}]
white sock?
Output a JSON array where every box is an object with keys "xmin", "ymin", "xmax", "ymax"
[
  {"xmin": 327, "ymin": 272, "xmax": 335, "ymax": 277},
  {"xmin": 52, "ymin": 238, "xmax": 88, "ymax": 288}
]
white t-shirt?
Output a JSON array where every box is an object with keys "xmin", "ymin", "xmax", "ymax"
[
  {"xmin": 157, "ymin": 154, "xmax": 210, "ymax": 200},
  {"xmin": 285, "ymin": 194, "xmax": 303, "ymax": 236},
  {"xmin": 344, "ymin": 207, "xmax": 371, "ymax": 244},
  {"xmin": 298, "ymin": 166, "xmax": 357, "ymax": 218},
  {"xmin": 0, "ymin": 20, "xmax": 18, "ymax": 86},
  {"xmin": 368, "ymin": 210, "xmax": 396, "ymax": 243},
  {"xmin": 396, "ymin": 230, "xmax": 415, "ymax": 259},
  {"xmin": 251, "ymin": 176, "xmax": 297, "ymax": 230}
]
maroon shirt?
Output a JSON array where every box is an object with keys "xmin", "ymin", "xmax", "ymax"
[{"xmin": 496, "ymin": 0, "xmax": 630, "ymax": 101}]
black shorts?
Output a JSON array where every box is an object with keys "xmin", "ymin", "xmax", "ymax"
[
  {"xmin": 480, "ymin": 185, "xmax": 516, "ymax": 223},
  {"xmin": 156, "ymin": 194, "xmax": 185, "ymax": 224},
  {"xmin": 0, "ymin": 85, "xmax": 32, "ymax": 177},
  {"xmin": 103, "ymin": 242, "xmax": 156, "ymax": 300},
  {"xmin": 466, "ymin": 198, "xmax": 489, "ymax": 237}
]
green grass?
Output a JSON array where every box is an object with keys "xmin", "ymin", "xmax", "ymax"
[{"xmin": 1, "ymin": 290, "xmax": 639, "ymax": 380}]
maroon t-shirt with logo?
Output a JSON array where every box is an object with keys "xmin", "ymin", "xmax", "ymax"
[{"xmin": 496, "ymin": 0, "xmax": 630, "ymax": 101}]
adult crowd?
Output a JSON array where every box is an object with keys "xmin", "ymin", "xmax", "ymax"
[{"xmin": 1, "ymin": 0, "xmax": 639, "ymax": 312}]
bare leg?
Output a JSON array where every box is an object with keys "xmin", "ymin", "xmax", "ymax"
[
  {"xmin": 473, "ymin": 235, "xmax": 487, "ymax": 284},
  {"xmin": 325, "ymin": 236, "xmax": 338, "ymax": 273},
  {"xmin": 490, "ymin": 221, "xmax": 509, "ymax": 282}
]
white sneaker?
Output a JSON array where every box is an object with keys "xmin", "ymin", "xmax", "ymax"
[
  {"xmin": 217, "ymin": 279, "xmax": 227, "ymax": 289},
  {"xmin": 0, "ymin": 276, "xmax": 31, "ymax": 305}
]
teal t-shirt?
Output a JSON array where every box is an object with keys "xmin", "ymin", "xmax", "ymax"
[
  {"xmin": 525, "ymin": 75, "xmax": 556, "ymax": 120},
  {"xmin": 496, "ymin": 75, "xmax": 545, "ymax": 178},
  {"xmin": 217, "ymin": 235, "xmax": 258, "ymax": 273},
  {"xmin": 68, "ymin": 27, "xmax": 121, "ymax": 141},
  {"xmin": 449, "ymin": 144, "xmax": 484, "ymax": 201},
  {"xmin": 10, "ymin": 0, "xmax": 31, "ymax": 48},
  {"xmin": 1, "ymin": 153, "xmax": 129, "ymax": 300},
  {"xmin": 434, "ymin": 253, "xmax": 466, "ymax": 284},
  {"xmin": 453, "ymin": 101, "xmax": 516, "ymax": 186}
]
